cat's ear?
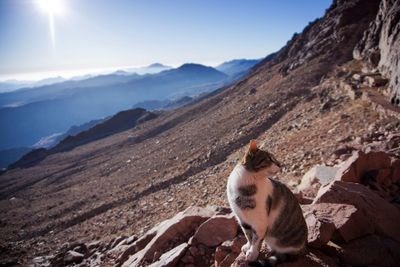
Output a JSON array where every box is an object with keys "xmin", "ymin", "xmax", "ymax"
[{"xmin": 249, "ymin": 140, "xmax": 258, "ymax": 153}]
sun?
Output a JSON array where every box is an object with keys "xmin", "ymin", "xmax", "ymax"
[
  {"xmin": 37, "ymin": 0, "xmax": 66, "ymax": 49},
  {"xmin": 37, "ymin": 0, "xmax": 65, "ymax": 16}
]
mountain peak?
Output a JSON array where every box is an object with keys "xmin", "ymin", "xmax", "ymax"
[{"xmin": 147, "ymin": 63, "xmax": 168, "ymax": 68}]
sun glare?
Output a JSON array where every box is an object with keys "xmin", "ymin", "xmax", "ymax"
[
  {"xmin": 37, "ymin": 0, "xmax": 66, "ymax": 49},
  {"xmin": 38, "ymin": 0, "xmax": 65, "ymax": 16}
]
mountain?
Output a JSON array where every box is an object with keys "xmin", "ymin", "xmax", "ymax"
[
  {"xmin": 0, "ymin": 76, "xmax": 66, "ymax": 93},
  {"xmin": 2, "ymin": 0, "xmax": 400, "ymax": 265},
  {"xmin": 216, "ymin": 58, "xmax": 262, "ymax": 77},
  {"xmin": 0, "ymin": 64, "xmax": 228, "ymax": 150},
  {"xmin": 147, "ymin": 63, "xmax": 169, "ymax": 68},
  {"xmin": 32, "ymin": 118, "xmax": 105, "ymax": 149},
  {"xmin": 10, "ymin": 108, "xmax": 157, "ymax": 169},
  {"xmin": 0, "ymin": 147, "xmax": 32, "ymax": 169},
  {"xmin": 125, "ymin": 63, "xmax": 171, "ymax": 75},
  {"xmin": 0, "ymin": 72, "xmax": 142, "ymax": 108}
]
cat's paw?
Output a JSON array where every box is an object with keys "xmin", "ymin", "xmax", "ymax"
[
  {"xmin": 241, "ymin": 242, "xmax": 250, "ymax": 253},
  {"xmin": 245, "ymin": 247, "xmax": 259, "ymax": 261}
]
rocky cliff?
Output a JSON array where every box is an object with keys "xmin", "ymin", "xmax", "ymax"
[{"xmin": 353, "ymin": 0, "xmax": 400, "ymax": 105}]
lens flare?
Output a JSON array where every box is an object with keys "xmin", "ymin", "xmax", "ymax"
[{"xmin": 37, "ymin": 0, "xmax": 65, "ymax": 49}]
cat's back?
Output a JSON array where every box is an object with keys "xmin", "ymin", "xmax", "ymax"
[{"xmin": 267, "ymin": 178, "xmax": 307, "ymax": 253}]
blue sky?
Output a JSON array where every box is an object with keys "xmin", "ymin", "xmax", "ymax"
[{"xmin": 0, "ymin": 0, "xmax": 331, "ymax": 81}]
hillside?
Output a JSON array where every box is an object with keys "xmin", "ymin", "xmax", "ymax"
[
  {"xmin": 0, "ymin": 0, "xmax": 399, "ymax": 266},
  {"xmin": 9, "ymin": 108, "xmax": 157, "ymax": 169}
]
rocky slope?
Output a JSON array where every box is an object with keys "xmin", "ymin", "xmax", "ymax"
[
  {"xmin": 353, "ymin": 0, "xmax": 400, "ymax": 104},
  {"xmin": 37, "ymin": 147, "xmax": 399, "ymax": 267},
  {"xmin": 0, "ymin": 0, "xmax": 399, "ymax": 266}
]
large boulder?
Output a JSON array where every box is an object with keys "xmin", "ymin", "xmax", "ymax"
[
  {"xmin": 304, "ymin": 202, "xmax": 373, "ymax": 244},
  {"xmin": 334, "ymin": 150, "xmax": 392, "ymax": 183},
  {"xmin": 314, "ymin": 180, "xmax": 400, "ymax": 242},
  {"xmin": 334, "ymin": 150, "xmax": 400, "ymax": 202},
  {"xmin": 121, "ymin": 206, "xmax": 225, "ymax": 267}
]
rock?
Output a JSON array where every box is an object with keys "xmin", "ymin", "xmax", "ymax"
[
  {"xmin": 339, "ymin": 235, "xmax": 399, "ymax": 266},
  {"xmin": 63, "ymin": 250, "xmax": 84, "ymax": 264},
  {"xmin": 364, "ymin": 75, "xmax": 388, "ymax": 87},
  {"xmin": 341, "ymin": 81, "xmax": 360, "ymax": 100},
  {"xmin": 303, "ymin": 205, "xmax": 335, "ymax": 248},
  {"xmin": 219, "ymin": 252, "xmax": 240, "ymax": 267},
  {"xmin": 277, "ymin": 249, "xmax": 339, "ymax": 267},
  {"xmin": 148, "ymin": 243, "xmax": 188, "ymax": 267},
  {"xmin": 125, "ymin": 235, "xmax": 138, "ymax": 245},
  {"xmin": 110, "ymin": 236, "xmax": 127, "ymax": 249},
  {"xmin": 215, "ymin": 235, "xmax": 246, "ymax": 267},
  {"xmin": 121, "ymin": 206, "xmax": 223, "ymax": 266},
  {"xmin": 353, "ymin": 0, "xmax": 400, "ymax": 101},
  {"xmin": 334, "ymin": 150, "xmax": 392, "ymax": 183},
  {"xmin": 352, "ymin": 73, "xmax": 362, "ymax": 81},
  {"xmin": 314, "ymin": 180, "xmax": 400, "ymax": 242},
  {"xmin": 87, "ymin": 240, "xmax": 102, "ymax": 250},
  {"xmin": 305, "ymin": 202, "xmax": 373, "ymax": 243},
  {"xmin": 215, "ymin": 243, "xmax": 232, "ymax": 266},
  {"xmin": 115, "ymin": 232, "xmax": 155, "ymax": 264},
  {"xmin": 298, "ymin": 165, "xmax": 340, "ymax": 191},
  {"xmin": 231, "ymin": 249, "xmax": 338, "ymax": 267},
  {"xmin": 193, "ymin": 214, "xmax": 238, "ymax": 247}
]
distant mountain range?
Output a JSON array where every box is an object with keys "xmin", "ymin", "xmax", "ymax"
[
  {"xmin": 0, "ymin": 63, "xmax": 171, "ymax": 94},
  {"xmin": 216, "ymin": 58, "xmax": 261, "ymax": 77},
  {"xmin": 0, "ymin": 63, "xmax": 228, "ymax": 152}
]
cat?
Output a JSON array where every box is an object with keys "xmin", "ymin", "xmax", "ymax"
[{"xmin": 227, "ymin": 140, "xmax": 307, "ymax": 265}]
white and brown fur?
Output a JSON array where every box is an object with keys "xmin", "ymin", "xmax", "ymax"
[{"xmin": 227, "ymin": 140, "xmax": 307, "ymax": 265}]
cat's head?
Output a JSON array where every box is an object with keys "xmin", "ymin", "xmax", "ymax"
[{"xmin": 241, "ymin": 140, "xmax": 281, "ymax": 175}]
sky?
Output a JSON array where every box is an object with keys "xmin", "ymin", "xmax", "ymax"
[{"xmin": 0, "ymin": 0, "xmax": 332, "ymax": 81}]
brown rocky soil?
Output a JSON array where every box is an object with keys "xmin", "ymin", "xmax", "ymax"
[{"xmin": 0, "ymin": 0, "xmax": 399, "ymax": 266}]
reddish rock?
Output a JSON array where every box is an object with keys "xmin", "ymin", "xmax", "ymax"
[
  {"xmin": 219, "ymin": 252, "xmax": 239, "ymax": 267},
  {"xmin": 121, "ymin": 206, "xmax": 221, "ymax": 267},
  {"xmin": 303, "ymin": 205, "xmax": 335, "ymax": 248},
  {"xmin": 231, "ymin": 249, "xmax": 338, "ymax": 267},
  {"xmin": 314, "ymin": 180, "xmax": 400, "ymax": 242},
  {"xmin": 335, "ymin": 151, "xmax": 392, "ymax": 183},
  {"xmin": 193, "ymin": 214, "xmax": 238, "ymax": 247},
  {"xmin": 148, "ymin": 242, "xmax": 188, "ymax": 267},
  {"xmin": 278, "ymin": 249, "xmax": 339, "ymax": 267},
  {"xmin": 308, "ymin": 202, "xmax": 373, "ymax": 243},
  {"xmin": 391, "ymin": 159, "xmax": 400, "ymax": 183},
  {"xmin": 339, "ymin": 235, "xmax": 398, "ymax": 267},
  {"xmin": 215, "ymin": 235, "xmax": 246, "ymax": 267}
]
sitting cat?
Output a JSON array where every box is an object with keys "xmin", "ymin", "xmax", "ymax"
[{"xmin": 227, "ymin": 140, "xmax": 307, "ymax": 265}]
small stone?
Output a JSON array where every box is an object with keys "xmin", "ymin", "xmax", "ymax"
[{"xmin": 64, "ymin": 250, "xmax": 84, "ymax": 264}]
